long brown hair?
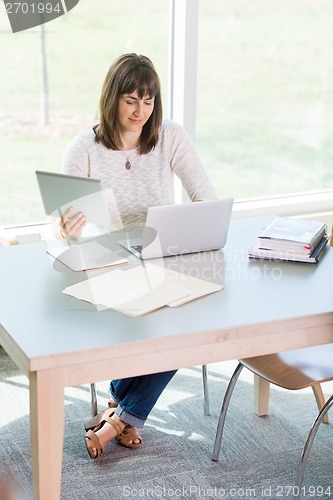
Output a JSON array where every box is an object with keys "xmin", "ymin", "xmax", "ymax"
[{"xmin": 95, "ymin": 53, "xmax": 163, "ymax": 154}]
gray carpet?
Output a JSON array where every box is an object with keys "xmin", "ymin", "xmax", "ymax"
[{"xmin": 1, "ymin": 346, "xmax": 333, "ymax": 499}]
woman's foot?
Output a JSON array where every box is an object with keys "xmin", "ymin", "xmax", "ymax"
[
  {"xmin": 84, "ymin": 409, "xmax": 141, "ymax": 459},
  {"xmin": 115, "ymin": 424, "xmax": 142, "ymax": 449}
]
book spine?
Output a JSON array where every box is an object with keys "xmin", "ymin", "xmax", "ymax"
[{"xmin": 310, "ymin": 234, "xmax": 329, "ymax": 260}]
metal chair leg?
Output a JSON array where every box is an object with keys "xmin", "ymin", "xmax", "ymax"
[
  {"xmin": 202, "ymin": 364, "xmax": 210, "ymax": 415},
  {"xmin": 212, "ymin": 362, "xmax": 244, "ymax": 461},
  {"xmin": 295, "ymin": 394, "xmax": 333, "ymax": 500},
  {"xmin": 90, "ymin": 382, "xmax": 98, "ymax": 417}
]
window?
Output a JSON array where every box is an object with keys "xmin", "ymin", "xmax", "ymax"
[
  {"xmin": 196, "ymin": 0, "xmax": 333, "ymax": 201},
  {"xmin": 1, "ymin": 0, "xmax": 332, "ymax": 227},
  {"xmin": 0, "ymin": 0, "xmax": 169, "ymax": 225}
]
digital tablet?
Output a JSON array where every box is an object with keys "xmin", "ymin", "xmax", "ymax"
[{"xmin": 35, "ymin": 170, "xmax": 110, "ymax": 226}]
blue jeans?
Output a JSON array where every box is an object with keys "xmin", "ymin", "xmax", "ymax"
[{"xmin": 109, "ymin": 370, "xmax": 177, "ymax": 428}]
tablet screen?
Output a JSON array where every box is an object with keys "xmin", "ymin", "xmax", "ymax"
[{"xmin": 35, "ymin": 170, "xmax": 110, "ymax": 227}]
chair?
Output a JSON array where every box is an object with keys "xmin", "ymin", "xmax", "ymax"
[
  {"xmin": 90, "ymin": 364, "xmax": 211, "ymax": 417},
  {"xmin": 212, "ymin": 343, "xmax": 333, "ymax": 500}
]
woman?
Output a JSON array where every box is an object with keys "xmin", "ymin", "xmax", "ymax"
[{"xmin": 60, "ymin": 53, "xmax": 216, "ymax": 459}]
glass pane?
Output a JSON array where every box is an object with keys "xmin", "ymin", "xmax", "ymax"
[
  {"xmin": 197, "ymin": 0, "xmax": 333, "ymax": 200},
  {"xmin": 0, "ymin": 0, "xmax": 169, "ymax": 225}
]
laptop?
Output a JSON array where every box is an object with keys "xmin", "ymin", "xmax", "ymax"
[
  {"xmin": 119, "ymin": 198, "xmax": 234, "ymax": 260},
  {"xmin": 35, "ymin": 170, "xmax": 110, "ymax": 227}
]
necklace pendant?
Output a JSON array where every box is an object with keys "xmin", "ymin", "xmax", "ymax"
[{"xmin": 125, "ymin": 160, "xmax": 131, "ymax": 170}]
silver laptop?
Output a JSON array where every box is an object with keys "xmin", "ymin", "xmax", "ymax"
[
  {"xmin": 35, "ymin": 170, "xmax": 110, "ymax": 226},
  {"xmin": 119, "ymin": 198, "xmax": 234, "ymax": 260}
]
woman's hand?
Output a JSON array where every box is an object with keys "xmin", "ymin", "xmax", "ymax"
[{"xmin": 59, "ymin": 207, "xmax": 87, "ymax": 239}]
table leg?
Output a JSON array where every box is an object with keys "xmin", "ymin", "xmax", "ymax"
[{"xmin": 29, "ymin": 369, "xmax": 65, "ymax": 500}]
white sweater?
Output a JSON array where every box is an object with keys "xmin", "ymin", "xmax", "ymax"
[{"xmin": 61, "ymin": 119, "xmax": 216, "ymax": 230}]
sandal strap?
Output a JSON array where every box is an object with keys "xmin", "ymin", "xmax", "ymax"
[
  {"xmin": 85, "ymin": 429, "xmax": 104, "ymax": 459},
  {"xmin": 85, "ymin": 408, "xmax": 119, "ymax": 433},
  {"xmin": 104, "ymin": 412, "xmax": 123, "ymax": 436}
]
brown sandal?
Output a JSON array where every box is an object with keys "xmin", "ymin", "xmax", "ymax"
[
  {"xmin": 85, "ymin": 400, "xmax": 142, "ymax": 448},
  {"xmin": 84, "ymin": 408, "xmax": 122, "ymax": 459},
  {"xmin": 84, "ymin": 399, "xmax": 118, "ymax": 432},
  {"xmin": 115, "ymin": 424, "xmax": 142, "ymax": 449},
  {"xmin": 107, "ymin": 400, "xmax": 143, "ymax": 448},
  {"xmin": 85, "ymin": 429, "xmax": 104, "ymax": 459},
  {"xmin": 84, "ymin": 408, "xmax": 142, "ymax": 458}
]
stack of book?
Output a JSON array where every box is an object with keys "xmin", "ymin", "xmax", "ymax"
[{"xmin": 248, "ymin": 216, "xmax": 329, "ymax": 263}]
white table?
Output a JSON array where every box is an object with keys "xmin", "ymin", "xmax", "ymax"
[{"xmin": 1, "ymin": 216, "xmax": 332, "ymax": 500}]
